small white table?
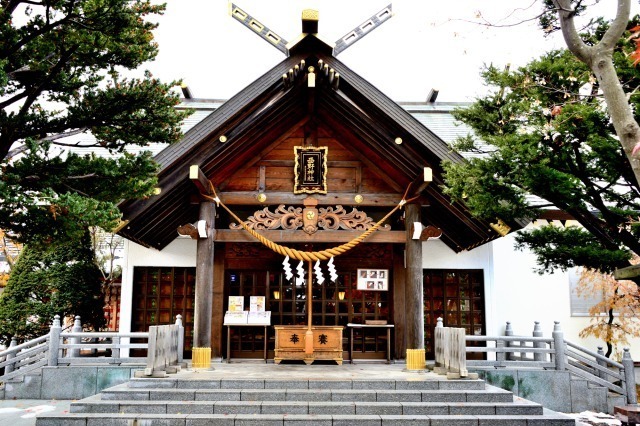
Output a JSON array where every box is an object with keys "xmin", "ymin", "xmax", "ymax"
[
  {"xmin": 347, "ymin": 323, "xmax": 394, "ymax": 364},
  {"xmin": 224, "ymin": 324, "xmax": 269, "ymax": 363}
]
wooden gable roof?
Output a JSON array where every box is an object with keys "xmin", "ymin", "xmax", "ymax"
[{"xmin": 117, "ymin": 34, "xmax": 511, "ymax": 252}]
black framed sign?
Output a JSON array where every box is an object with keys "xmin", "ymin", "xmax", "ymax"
[
  {"xmin": 357, "ymin": 268, "xmax": 389, "ymax": 291},
  {"xmin": 294, "ymin": 146, "xmax": 328, "ymax": 194}
]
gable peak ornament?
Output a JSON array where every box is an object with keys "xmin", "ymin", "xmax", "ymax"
[{"xmin": 229, "ymin": 3, "xmax": 393, "ymax": 57}]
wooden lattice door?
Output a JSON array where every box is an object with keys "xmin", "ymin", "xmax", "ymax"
[
  {"xmin": 131, "ymin": 267, "xmax": 195, "ymax": 358},
  {"xmin": 423, "ymin": 269, "xmax": 485, "ymax": 359}
]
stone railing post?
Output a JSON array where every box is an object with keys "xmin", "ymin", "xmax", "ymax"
[
  {"xmin": 552, "ymin": 321, "xmax": 566, "ymax": 371},
  {"xmin": 68, "ymin": 316, "xmax": 82, "ymax": 357},
  {"xmin": 533, "ymin": 321, "xmax": 544, "ymax": 362},
  {"xmin": 111, "ymin": 336, "xmax": 120, "ymax": 363},
  {"xmin": 496, "ymin": 339, "xmax": 506, "ymax": 363},
  {"xmin": 504, "ymin": 321, "xmax": 513, "ymax": 360},
  {"xmin": 48, "ymin": 315, "xmax": 61, "ymax": 366},
  {"xmin": 596, "ymin": 346, "xmax": 607, "ymax": 379},
  {"xmin": 433, "ymin": 318, "xmax": 444, "ymax": 371},
  {"xmin": 622, "ymin": 348, "xmax": 637, "ymax": 405},
  {"xmin": 176, "ymin": 315, "xmax": 184, "ymax": 364},
  {"xmin": 4, "ymin": 337, "xmax": 17, "ymax": 374}
]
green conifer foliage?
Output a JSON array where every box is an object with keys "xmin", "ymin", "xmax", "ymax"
[
  {"xmin": 0, "ymin": 232, "xmax": 104, "ymax": 344},
  {"xmin": 443, "ymin": 23, "xmax": 640, "ymax": 274},
  {"xmin": 0, "ymin": 1, "xmax": 191, "ymax": 244}
]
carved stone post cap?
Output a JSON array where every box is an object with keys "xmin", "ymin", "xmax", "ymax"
[{"xmin": 52, "ymin": 315, "xmax": 61, "ymax": 327}]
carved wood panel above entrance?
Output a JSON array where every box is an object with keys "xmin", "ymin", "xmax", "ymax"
[{"xmin": 229, "ymin": 204, "xmax": 390, "ymax": 235}]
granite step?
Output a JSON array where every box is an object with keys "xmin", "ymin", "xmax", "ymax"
[
  {"xmin": 35, "ymin": 412, "xmax": 578, "ymax": 425},
  {"xmin": 125, "ymin": 377, "xmax": 487, "ymax": 390},
  {"xmin": 69, "ymin": 398, "xmax": 544, "ymax": 416},
  {"xmin": 35, "ymin": 376, "xmax": 577, "ymax": 425},
  {"xmin": 99, "ymin": 387, "xmax": 515, "ymax": 403}
]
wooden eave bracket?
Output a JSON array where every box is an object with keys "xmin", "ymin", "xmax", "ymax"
[
  {"xmin": 176, "ymin": 220, "xmax": 209, "ymax": 239},
  {"xmin": 411, "ymin": 223, "xmax": 443, "ymax": 241}
]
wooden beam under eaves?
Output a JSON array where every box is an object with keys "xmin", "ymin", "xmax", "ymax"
[
  {"xmin": 189, "ymin": 165, "xmax": 213, "ymax": 196},
  {"xmin": 413, "ymin": 167, "xmax": 433, "ymax": 195}
]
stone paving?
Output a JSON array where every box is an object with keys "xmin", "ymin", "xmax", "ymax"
[{"xmin": 175, "ymin": 360, "xmax": 435, "ymax": 380}]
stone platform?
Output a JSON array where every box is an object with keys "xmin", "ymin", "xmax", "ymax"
[{"xmin": 35, "ymin": 361, "xmax": 577, "ymax": 425}]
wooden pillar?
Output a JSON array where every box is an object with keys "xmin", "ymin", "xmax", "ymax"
[
  {"xmin": 405, "ymin": 202, "xmax": 424, "ymax": 350},
  {"xmin": 393, "ymin": 245, "xmax": 406, "ymax": 359},
  {"xmin": 211, "ymin": 246, "xmax": 225, "ymax": 358},
  {"xmin": 194, "ymin": 201, "xmax": 215, "ymax": 348}
]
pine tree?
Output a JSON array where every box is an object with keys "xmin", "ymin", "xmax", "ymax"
[
  {"xmin": 0, "ymin": 1, "xmax": 190, "ymax": 244},
  {"xmin": 0, "ymin": 231, "xmax": 104, "ymax": 344},
  {"xmin": 443, "ymin": 22, "xmax": 640, "ymax": 274}
]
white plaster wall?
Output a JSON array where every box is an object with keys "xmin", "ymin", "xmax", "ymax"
[
  {"xmin": 479, "ymin": 233, "xmax": 640, "ymax": 358},
  {"xmin": 422, "ymin": 235, "xmax": 640, "ymax": 359}
]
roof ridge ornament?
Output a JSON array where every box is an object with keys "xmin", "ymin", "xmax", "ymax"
[
  {"xmin": 229, "ymin": 2, "xmax": 394, "ymax": 57},
  {"xmin": 229, "ymin": 3, "xmax": 289, "ymax": 54},
  {"xmin": 333, "ymin": 4, "xmax": 393, "ymax": 56}
]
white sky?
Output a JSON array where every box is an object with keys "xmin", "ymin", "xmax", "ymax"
[{"xmin": 146, "ymin": 1, "xmax": 633, "ymax": 103}]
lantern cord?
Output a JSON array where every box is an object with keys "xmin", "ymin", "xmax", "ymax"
[{"xmin": 201, "ymin": 182, "xmax": 418, "ymax": 262}]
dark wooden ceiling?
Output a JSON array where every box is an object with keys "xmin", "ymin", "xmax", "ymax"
[{"xmin": 117, "ymin": 35, "xmax": 509, "ymax": 251}]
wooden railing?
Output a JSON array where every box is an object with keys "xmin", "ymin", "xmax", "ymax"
[
  {"xmin": 144, "ymin": 320, "xmax": 184, "ymax": 376},
  {"xmin": 434, "ymin": 320, "xmax": 468, "ymax": 377},
  {"xmin": 1, "ymin": 314, "xmax": 184, "ymax": 383},
  {"xmin": 435, "ymin": 319, "xmax": 638, "ymax": 405}
]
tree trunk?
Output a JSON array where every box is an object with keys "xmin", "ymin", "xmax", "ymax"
[{"xmin": 553, "ymin": 0, "xmax": 640, "ymax": 187}]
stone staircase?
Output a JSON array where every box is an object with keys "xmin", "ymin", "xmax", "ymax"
[{"xmin": 36, "ymin": 375, "xmax": 577, "ymax": 425}]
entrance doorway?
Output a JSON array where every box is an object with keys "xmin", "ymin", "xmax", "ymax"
[
  {"xmin": 223, "ymin": 243, "xmax": 394, "ymax": 360},
  {"xmin": 423, "ymin": 269, "xmax": 485, "ymax": 359}
]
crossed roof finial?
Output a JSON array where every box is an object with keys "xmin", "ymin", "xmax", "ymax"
[{"xmin": 229, "ymin": 3, "xmax": 393, "ymax": 57}]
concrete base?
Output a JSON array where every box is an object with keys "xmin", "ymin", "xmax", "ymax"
[
  {"xmin": 4, "ymin": 373, "xmax": 42, "ymax": 399},
  {"xmin": 1, "ymin": 365, "xmax": 143, "ymax": 400},
  {"xmin": 474, "ymin": 368, "xmax": 616, "ymax": 413}
]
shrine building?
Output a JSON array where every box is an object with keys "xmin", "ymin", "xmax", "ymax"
[{"xmin": 114, "ymin": 6, "xmax": 598, "ymax": 363}]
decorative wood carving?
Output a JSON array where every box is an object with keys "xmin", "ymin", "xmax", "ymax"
[
  {"xmin": 230, "ymin": 205, "xmax": 303, "ymax": 231},
  {"xmin": 318, "ymin": 206, "xmax": 390, "ymax": 231},
  {"xmin": 230, "ymin": 204, "xmax": 390, "ymax": 234},
  {"xmin": 419, "ymin": 225, "xmax": 443, "ymax": 241},
  {"xmin": 177, "ymin": 223, "xmax": 198, "ymax": 239}
]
